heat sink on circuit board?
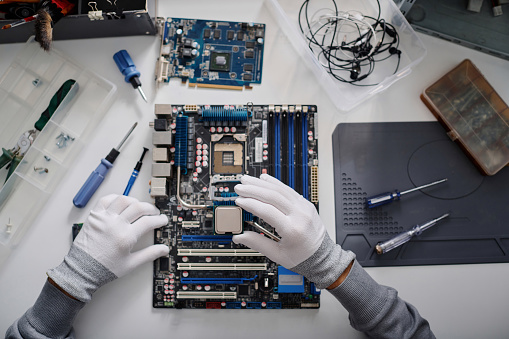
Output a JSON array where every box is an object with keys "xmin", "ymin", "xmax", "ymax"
[
  {"xmin": 155, "ymin": 18, "xmax": 265, "ymax": 90},
  {"xmin": 150, "ymin": 103, "xmax": 320, "ymax": 310}
]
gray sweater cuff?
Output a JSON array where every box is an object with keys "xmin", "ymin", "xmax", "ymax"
[
  {"xmin": 290, "ymin": 233, "xmax": 356, "ymax": 289},
  {"xmin": 6, "ymin": 280, "xmax": 84, "ymax": 339},
  {"xmin": 47, "ymin": 245, "xmax": 116, "ymax": 302},
  {"xmin": 328, "ymin": 260, "xmax": 435, "ymax": 338},
  {"xmin": 328, "ymin": 260, "xmax": 391, "ymax": 327}
]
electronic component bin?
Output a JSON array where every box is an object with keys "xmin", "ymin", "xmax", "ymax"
[
  {"xmin": 421, "ymin": 59, "xmax": 509, "ymax": 176},
  {"xmin": 0, "ymin": 37, "xmax": 116, "ymax": 267},
  {"xmin": 270, "ymin": 0, "xmax": 427, "ymax": 112}
]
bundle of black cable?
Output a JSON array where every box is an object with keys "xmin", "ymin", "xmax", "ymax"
[{"xmin": 298, "ymin": 0, "xmax": 401, "ymax": 86}]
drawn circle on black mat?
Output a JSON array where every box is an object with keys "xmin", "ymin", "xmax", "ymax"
[{"xmin": 407, "ymin": 139, "xmax": 484, "ymax": 199}]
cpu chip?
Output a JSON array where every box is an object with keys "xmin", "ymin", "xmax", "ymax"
[
  {"xmin": 214, "ymin": 206, "xmax": 243, "ymax": 234},
  {"xmin": 210, "ymin": 52, "xmax": 231, "ymax": 72}
]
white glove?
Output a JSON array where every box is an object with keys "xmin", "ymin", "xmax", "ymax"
[
  {"xmin": 233, "ymin": 174, "xmax": 355, "ymax": 288},
  {"xmin": 48, "ymin": 194, "xmax": 169, "ymax": 302}
]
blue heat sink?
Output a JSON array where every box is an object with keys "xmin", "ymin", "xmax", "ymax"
[
  {"xmin": 175, "ymin": 115, "xmax": 188, "ymax": 172},
  {"xmin": 202, "ymin": 106, "xmax": 248, "ymax": 121},
  {"xmin": 221, "ymin": 192, "xmax": 238, "ymax": 197},
  {"xmin": 213, "ymin": 200, "xmax": 236, "ymax": 206},
  {"xmin": 243, "ymin": 211, "xmax": 253, "ymax": 221}
]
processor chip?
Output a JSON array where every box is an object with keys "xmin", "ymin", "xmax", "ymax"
[
  {"xmin": 214, "ymin": 206, "xmax": 243, "ymax": 234},
  {"xmin": 210, "ymin": 52, "xmax": 231, "ymax": 72}
]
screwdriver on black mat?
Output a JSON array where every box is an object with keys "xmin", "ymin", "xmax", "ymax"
[
  {"xmin": 366, "ymin": 178, "xmax": 448, "ymax": 208},
  {"xmin": 73, "ymin": 122, "xmax": 137, "ymax": 208}
]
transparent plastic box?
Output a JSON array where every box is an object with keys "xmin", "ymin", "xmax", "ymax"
[
  {"xmin": 270, "ymin": 0, "xmax": 427, "ymax": 111},
  {"xmin": 0, "ymin": 38, "xmax": 116, "ymax": 267}
]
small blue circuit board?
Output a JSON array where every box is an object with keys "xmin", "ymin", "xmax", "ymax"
[{"xmin": 156, "ymin": 18, "xmax": 265, "ymax": 90}]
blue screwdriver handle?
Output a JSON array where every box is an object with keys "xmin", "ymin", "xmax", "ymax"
[
  {"xmin": 366, "ymin": 190, "xmax": 401, "ymax": 208},
  {"xmin": 73, "ymin": 158, "xmax": 113, "ymax": 208},
  {"xmin": 113, "ymin": 50, "xmax": 140, "ymax": 83},
  {"xmin": 123, "ymin": 169, "xmax": 139, "ymax": 196}
]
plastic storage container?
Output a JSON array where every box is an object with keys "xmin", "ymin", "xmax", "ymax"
[
  {"xmin": 0, "ymin": 37, "xmax": 116, "ymax": 267},
  {"xmin": 269, "ymin": 0, "xmax": 427, "ymax": 111},
  {"xmin": 421, "ymin": 59, "xmax": 509, "ymax": 176}
]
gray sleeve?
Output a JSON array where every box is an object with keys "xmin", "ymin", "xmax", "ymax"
[
  {"xmin": 5, "ymin": 280, "xmax": 85, "ymax": 339},
  {"xmin": 328, "ymin": 260, "xmax": 435, "ymax": 339}
]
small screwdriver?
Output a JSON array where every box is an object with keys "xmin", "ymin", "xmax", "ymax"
[
  {"xmin": 113, "ymin": 50, "xmax": 147, "ymax": 102},
  {"xmin": 73, "ymin": 123, "xmax": 137, "ymax": 208},
  {"xmin": 366, "ymin": 178, "xmax": 448, "ymax": 208},
  {"xmin": 123, "ymin": 147, "xmax": 148, "ymax": 196},
  {"xmin": 376, "ymin": 213, "xmax": 449, "ymax": 254}
]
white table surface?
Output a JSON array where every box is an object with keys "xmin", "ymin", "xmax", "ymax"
[{"xmin": 1, "ymin": 1, "xmax": 509, "ymax": 338}]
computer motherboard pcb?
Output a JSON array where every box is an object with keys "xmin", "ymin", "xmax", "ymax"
[
  {"xmin": 150, "ymin": 103, "xmax": 320, "ymax": 309},
  {"xmin": 155, "ymin": 18, "xmax": 265, "ymax": 90}
]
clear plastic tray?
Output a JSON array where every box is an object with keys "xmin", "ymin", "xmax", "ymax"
[
  {"xmin": 421, "ymin": 59, "xmax": 509, "ymax": 176},
  {"xmin": 0, "ymin": 37, "xmax": 116, "ymax": 266},
  {"xmin": 269, "ymin": 0, "xmax": 427, "ymax": 111}
]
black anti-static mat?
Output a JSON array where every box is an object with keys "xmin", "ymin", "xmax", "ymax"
[{"xmin": 333, "ymin": 122, "xmax": 509, "ymax": 267}]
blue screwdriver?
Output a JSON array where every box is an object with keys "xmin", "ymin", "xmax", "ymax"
[
  {"xmin": 73, "ymin": 123, "xmax": 137, "ymax": 208},
  {"xmin": 123, "ymin": 147, "xmax": 148, "ymax": 196},
  {"xmin": 113, "ymin": 50, "xmax": 147, "ymax": 102},
  {"xmin": 366, "ymin": 178, "xmax": 448, "ymax": 208}
]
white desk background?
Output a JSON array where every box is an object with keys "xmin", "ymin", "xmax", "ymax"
[{"xmin": 1, "ymin": 1, "xmax": 508, "ymax": 338}]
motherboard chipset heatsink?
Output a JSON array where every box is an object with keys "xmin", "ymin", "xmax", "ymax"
[{"xmin": 150, "ymin": 103, "xmax": 319, "ymax": 309}]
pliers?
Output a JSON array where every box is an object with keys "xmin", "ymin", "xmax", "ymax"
[
  {"xmin": 0, "ymin": 79, "xmax": 77, "ymax": 182},
  {"xmin": 0, "ymin": 130, "xmax": 37, "ymax": 181}
]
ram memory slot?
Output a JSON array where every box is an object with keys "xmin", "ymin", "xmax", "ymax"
[
  {"xmin": 274, "ymin": 111, "xmax": 281, "ymax": 180},
  {"xmin": 302, "ymin": 112, "xmax": 309, "ymax": 200},
  {"xmin": 281, "ymin": 111, "xmax": 288, "ymax": 185},
  {"xmin": 268, "ymin": 113, "xmax": 275, "ymax": 176},
  {"xmin": 288, "ymin": 111, "xmax": 295, "ymax": 189},
  {"xmin": 295, "ymin": 111, "xmax": 303, "ymax": 195}
]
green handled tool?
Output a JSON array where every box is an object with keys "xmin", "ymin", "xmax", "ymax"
[{"xmin": 0, "ymin": 79, "xmax": 78, "ymax": 182}]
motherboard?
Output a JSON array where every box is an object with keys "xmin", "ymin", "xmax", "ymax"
[
  {"xmin": 150, "ymin": 103, "xmax": 319, "ymax": 309},
  {"xmin": 155, "ymin": 18, "xmax": 265, "ymax": 90}
]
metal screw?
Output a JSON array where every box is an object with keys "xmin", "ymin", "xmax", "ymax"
[
  {"xmin": 56, "ymin": 133, "xmax": 74, "ymax": 148},
  {"xmin": 6, "ymin": 218, "xmax": 12, "ymax": 234},
  {"xmin": 34, "ymin": 167, "xmax": 49, "ymax": 174}
]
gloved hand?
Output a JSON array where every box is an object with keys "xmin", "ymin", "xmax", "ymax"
[
  {"xmin": 233, "ymin": 174, "xmax": 355, "ymax": 289},
  {"xmin": 47, "ymin": 194, "xmax": 169, "ymax": 302}
]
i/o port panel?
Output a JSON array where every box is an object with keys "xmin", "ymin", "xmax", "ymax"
[{"xmin": 151, "ymin": 103, "xmax": 319, "ymax": 309}]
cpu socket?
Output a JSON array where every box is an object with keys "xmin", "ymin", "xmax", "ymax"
[{"xmin": 211, "ymin": 134, "xmax": 246, "ymax": 176}]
